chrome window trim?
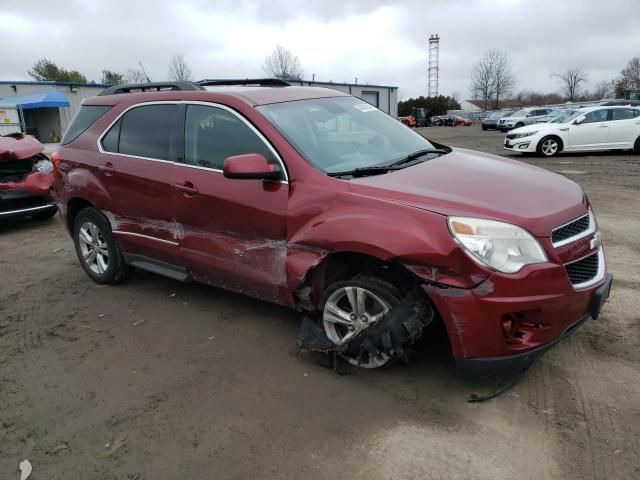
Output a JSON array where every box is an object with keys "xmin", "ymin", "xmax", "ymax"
[
  {"xmin": 551, "ymin": 209, "xmax": 595, "ymax": 248},
  {"xmin": 96, "ymin": 100, "xmax": 289, "ymax": 183},
  {"xmin": 112, "ymin": 230, "xmax": 179, "ymax": 246},
  {"xmin": 564, "ymin": 247, "xmax": 605, "ymax": 290}
]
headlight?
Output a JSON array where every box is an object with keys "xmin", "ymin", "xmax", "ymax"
[
  {"xmin": 448, "ymin": 217, "xmax": 548, "ymax": 273},
  {"xmin": 33, "ymin": 158, "xmax": 54, "ymax": 174},
  {"xmin": 513, "ymin": 131, "xmax": 537, "ymax": 139}
]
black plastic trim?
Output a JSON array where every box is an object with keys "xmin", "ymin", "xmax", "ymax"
[{"xmin": 123, "ymin": 253, "xmax": 191, "ymax": 282}]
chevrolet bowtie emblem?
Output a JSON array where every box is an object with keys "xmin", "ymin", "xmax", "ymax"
[{"xmin": 590, "ymin": 231, "xmax": 602, "ymax": 250}]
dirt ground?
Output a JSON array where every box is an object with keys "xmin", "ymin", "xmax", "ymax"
[{"xmin": 1, "ymin": 126, "xmax": 638, "ymax": 480}]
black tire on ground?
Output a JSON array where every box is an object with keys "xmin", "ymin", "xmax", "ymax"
[
  {"xmin": 482, "ymin": 126, "xmax": 487, "ymax": 131},
  {"xmin": 31, "ymin": 208, "xmax": 58, "ymax": 221},
  {"xmin": 634, "ymin": 136, "xmax": 640, "ymax": 154},
  {"xmin": 72, "ymin": 207, "xmax": 129, "ymax": 284},
  {"xmin": 536, "ymin": 135, "xmax": 562, "ymax": 157},
  {"xmin": 515, "ymin": 122, "xmax": 524, "ymax": 128}
]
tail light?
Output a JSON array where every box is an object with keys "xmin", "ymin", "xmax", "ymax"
[{"xmin": 50, "ymin": 151, "xmax": 61, "ymax": 175}]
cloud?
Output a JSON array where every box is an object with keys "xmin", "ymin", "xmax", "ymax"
[{"xmin": 2, "ymin": 0, "xmax": 639, "ymax": 99}]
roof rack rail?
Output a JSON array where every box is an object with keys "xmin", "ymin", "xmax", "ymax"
[
  {"xmin": 98, "ymin": 81, "xmax": 204, "ymax": 96},
  {"xmin": 197, "ymin": 78, "xmax": 291, "ymax": 87}
]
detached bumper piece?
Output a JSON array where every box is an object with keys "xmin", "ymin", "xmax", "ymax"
[
  {"xmin": 298, "ymin": 291, "xmax": 433, "ymax": 374},
  {"xmin": 457, "ymin": 274, "xmax": 613, "ymax": 384}
]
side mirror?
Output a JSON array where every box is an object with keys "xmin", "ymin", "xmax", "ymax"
[
  {"xmin": 574, "ymin": 116, "xmax": 585, "ymax": 125},
  {"xmin": 223, "ymin": 153, "xmax": 282, "ymax": 181}
]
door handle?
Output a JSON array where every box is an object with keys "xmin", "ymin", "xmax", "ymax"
[
  {"xmin": 174, "ymin": 182, "xmax": 199, "ymax": 196},
  {"xmin": 97, "ymin": 162, "xmax": 116, "ymax": 175},
  {"xmin": 598, "ymin": 125, "xmax": 608, "ymax": 128}
]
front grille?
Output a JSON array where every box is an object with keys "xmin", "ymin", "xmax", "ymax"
[
  {"xmin": 552, "ymin": 213, "xmax": 591, "ymax": 245},
  {"xmin": 565, "ymin": 251, "xmax": 599, "ymax": 285},
  {"xmin": 0, "ymin": 195, "xmax": 48, "ymax": 213}
]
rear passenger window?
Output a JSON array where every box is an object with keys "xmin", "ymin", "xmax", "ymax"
[
  {"xmin": 611, "ymin": 109, "xmax": 636, "ymax": 121},
  {"xmin": 118, "ymin": 104, "xmax": 176, "ymax": 160},
  {"xmin": 184, "ymin": 105, "xmax": 276, "ymax": 170}
]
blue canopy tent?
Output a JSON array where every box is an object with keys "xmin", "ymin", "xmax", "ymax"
[
  {"xmin": 0, "ymin": 91, "xmax": 70, "ymax": 109},
  {"xmin": 0, "ymin": 91, "xmax": 70, "ymax": 141}
]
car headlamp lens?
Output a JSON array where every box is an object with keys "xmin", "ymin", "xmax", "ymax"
[
  {"xmin": 448, "ymin": 217, "xmax": 548, "ymax": 273},
  {"xmin": 33, "ymin": 159, "xmax": 54, "ymax": 174},
  {"xmin": 514, "ymin": 131, "xmax": 537, "ymax": 138}
]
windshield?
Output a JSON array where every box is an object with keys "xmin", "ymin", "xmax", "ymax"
[
  {"xmin": 257, "ymin": 97, "xmax": 436, "ymax": 174},
  {"xmin": 489, "ymin": 111, "xmax": 508, "ymax": 119},
  {"xmin": 511, "ymin": 109, "xmax": 529, "ymax": 117},
  {"xmin": 549, "ymin": 110, "xmax": 579, "ymax": 123}
]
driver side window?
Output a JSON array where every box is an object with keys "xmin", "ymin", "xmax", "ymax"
[
  {"xmin": 184, "ymin": 105, "xmax": 277, "ymax": 170},
  {"xmin": 582, "ymin": 110, "xmax": 609, "ymax": 124}
]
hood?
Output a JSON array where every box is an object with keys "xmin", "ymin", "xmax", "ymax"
[
  {"xmin": 510, "ymin": 123, "xmax": 558, "ymax": 133},
  {"xmin": 348, "ymin": 148, "xmax": 587, "ymax": 237},
  {"xmin": 0, "ymin": 134, "xmax": 43, "ymax": 161}
]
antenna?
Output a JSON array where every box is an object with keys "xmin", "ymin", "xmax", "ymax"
[
  {"xmin": 138, "ymin": 61, "xmax": 151, "ymax": 83},
  {"xmin": 428, "ymin": 34, "xmax": 440, "ymax": 97}
]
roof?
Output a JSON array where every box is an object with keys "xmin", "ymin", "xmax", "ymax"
[
  {"xmin": 0, "ymin": 80, "xmax": 110, "ymax": 88},
  {"xmin": 198, "ymin": 78, "xmax": 399, "ymax": 89},
  {"xmin": 0, "ymin": 91, "xmax": 70, "ymax": 109}
]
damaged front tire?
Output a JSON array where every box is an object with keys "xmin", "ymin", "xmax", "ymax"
[{"xmin": 299, "ymin": 275, "xmax": 433, "ymax": 371}]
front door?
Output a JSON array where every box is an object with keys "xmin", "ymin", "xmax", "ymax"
[
  {"xmin": 97, "ymin": 103, "xmax": 183, "ymax": 265},
  {"xmin": 568, "ymin": 109, "xmax": 610, "ymax": 150},
  {"xmin": 172, "ymin": 103, "xmax": 289, "ymax": 304}
]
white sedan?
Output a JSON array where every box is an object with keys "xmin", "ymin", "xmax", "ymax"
[{"xmin": 504, "ymin": 106, "xmax": 640, "ymax": 157}]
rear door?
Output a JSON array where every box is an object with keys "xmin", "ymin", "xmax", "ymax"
[
  {"xmin": 567, "ymin": 109, "xmax": 610, "ymax": 150},
  {"xmin": 98, "ymin": 103, "xmax": 183, "ymax": 266},
  {"xmin": 172, "ymin": 103, "xmax": 289, "ymax": 303},
  {"xmin": 607, "ymin": 108, "xmax": 640, "ymax": 148}
]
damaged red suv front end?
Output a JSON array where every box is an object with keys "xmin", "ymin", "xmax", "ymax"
[{"xmin": 0, "ymin": 134, "xmax": 57, "ymax": 221}]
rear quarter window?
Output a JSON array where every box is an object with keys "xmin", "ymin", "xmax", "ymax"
[{"xmin": 61, "ymin": 105, "xmax": 111, "ymax": 145}]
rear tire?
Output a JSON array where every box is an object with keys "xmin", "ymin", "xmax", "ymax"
[
  {"xmin": 72, "ymin": 207, "xmax": 129, "ymax": 284},
  {"xmin": 634, "ymin": 136, "xmax": 640, "ymax": 154},
  {"xmin": 537, "ymin": 136, "xmax": 562, "ymax": 157}
]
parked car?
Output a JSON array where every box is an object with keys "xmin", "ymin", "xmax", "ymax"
[
  {"xmin": 54, "ymin": 80, "xmax": 612, "ymax": 381},
  {"xmin": 497, "ymin": 107, "xmax": 555, "ymax": 131},
  {"xmin": 482, "ymin": 111, "xmax": 514, "ymax": 131},
  {"xmin": 504, "ymin": 106, "xmax": 640, "ymax": 156},
  {"xmin": 454, "ymin": 116, "xmax": 473, "ymax": 126},
  {"xmin": 0, "ymin": 133, "xmax": 57, "ymax": 221}
]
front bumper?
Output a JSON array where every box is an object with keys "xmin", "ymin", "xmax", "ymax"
[
  {"xmin": 0, "ymin": 189, "xmax": 57, "ymax": 220},
  {"xmin": 455, "ymin": 274, "xmax": 612, "ymax": 382},
  {"xmin": 504, "ymin": 136, "xmax": 538, "ymax": 152}
]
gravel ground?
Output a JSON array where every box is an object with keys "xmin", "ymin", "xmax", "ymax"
[{"xmin": 1, "ymin": 126, "xmax": 638, "ymax": 479}]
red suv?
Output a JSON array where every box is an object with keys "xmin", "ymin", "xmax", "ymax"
[{"xmin": 54, "ymin": 79, "xmax": 612, "ymax": 381}]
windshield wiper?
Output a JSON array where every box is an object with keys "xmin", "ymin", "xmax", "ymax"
[
  {"xmin": 327, "ymin": 148, "xmax": 450, "ymax": 178},
  {"xmin": 387, "ymin": 148, "xmax": 450, "ymax": 167}
]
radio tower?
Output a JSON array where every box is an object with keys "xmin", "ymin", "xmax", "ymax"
[{"xmin": 428, "ymin": 34, "xmax": 440, "ymax": 97}]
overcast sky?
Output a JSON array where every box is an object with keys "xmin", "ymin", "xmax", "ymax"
[{"xmin": 3, "ymin": 0, "xmax": 639, "ymax": 99}]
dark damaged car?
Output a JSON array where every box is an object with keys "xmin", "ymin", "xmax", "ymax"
[
  {"xmin": 0, "ymin": 133, "xmax": 57, "ymax": 221},
  {"xmin": 53, "ymin": 80, "xmax": 613, "ymax": 381}
]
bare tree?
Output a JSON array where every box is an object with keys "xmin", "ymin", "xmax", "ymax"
[
  {"xmin": 593, "ymin": 80, "xmax": 612, "ymax": 100},
  {"xmin": 125, "ymin": 68, "xmax": 149, "ymax": 83},
  {"xmin": 263, "ymin": 45, "xmax": 303, "ymax": 80},
  {"xmin": 614, "ymin": 57, "xmax": 640, "ymax": 97},
  {"xmin": 469, "ymin": 50, "xmax": 515, "ymax": 110},
  {"xmin": 553, "ymin": 68, "xmax": 588, "ymax": 102},
  {"xmin": 168, "ymin": 54, "xmax": 192, "ymax": 82}
]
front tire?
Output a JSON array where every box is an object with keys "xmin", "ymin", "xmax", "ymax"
[
  {"xmin": 537, "ymin": 136, "xmax": 561, "ymax": 157},
  {"xmin": 73, "ymin": 207, "xmax": 129, "ymax": 284},
  {"xmin": 634, "ymin": 136, "xmax": 640, "ymax": 154},
  {"xmin": 515, "ymin": 122, "xmax": 524, "ymax": 128},
  {"xmin": 321, "ymin": 276, "xmax": 402, "ymax": 368}
]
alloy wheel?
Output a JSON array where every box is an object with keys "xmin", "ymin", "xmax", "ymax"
[
  {"xmin": 323, "ymin": 286, "xmax": 392, "ymax": 368},
  {"xmin": 78, "ymin": 221, "xmax": 109, "ymax": 275},
  {"xmin": 541, "ymin": 138, "xmax": 559, "ymax": 156}
]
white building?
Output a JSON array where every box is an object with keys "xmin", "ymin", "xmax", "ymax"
[{"xmin": 285, "ymin": 79, "xmax": 399, "ymax": 116}]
